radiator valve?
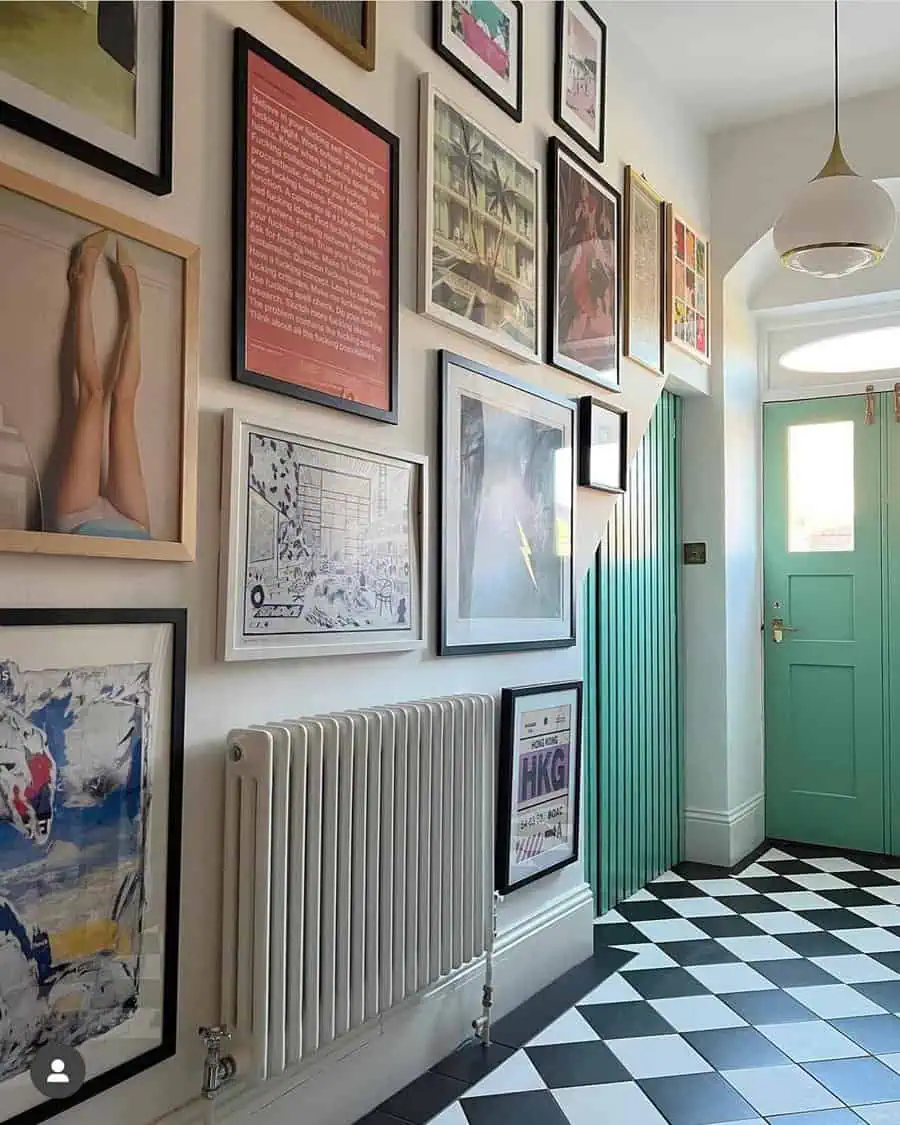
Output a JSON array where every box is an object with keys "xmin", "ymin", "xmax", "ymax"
[{"xmin": 199, "ymin": 1025, "xmax": 237, "ymax": 1100}]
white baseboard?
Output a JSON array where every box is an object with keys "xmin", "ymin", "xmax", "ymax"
[
  {"xmin": 154, "ymin": 884, "xmax": 594, "ymax": 1125},
  {"xmin": 684, "ymin": 793, "xmax": 765, "ymax": 867}
]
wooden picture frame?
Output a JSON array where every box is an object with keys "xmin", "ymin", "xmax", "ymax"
[
  {"xmin": 577, "ymin": 396, "xmax": 627, "ymax": 492},
  {"xmin": 496, "ymin": 679, "xmax": 583, "ymax": 893},
  {"xmin": 0, "ymin": 162, "xmax": 199, "ymax": 562},
  {"xmin": 0, "ymin": 2, "xmax": 174, "ymax": 195},
  {"xmin": 439, "ymin": 350, "xmax": 575, "ymax": 656},
  {"xmin": 419, "ymin": 75, "xmax": 541, "ymax": 364},
  {"xmin": 0, "ymin": 606, "xmax": 185, "ymax": 1125},
  {"xmin": 233, "ymin": 30, "xmax": 399, "ymax": 423},
  {"xmin": 219, "ymin": 410, "xmax": 428, "ymax": 662},
  {"xmin": 666, "ymin": 203, "xmax": 711, "ymax": 365},
  {"xmin": 278, "ymin": 2, "xmax": 376, "ymax": 71},
  {"xmin": 432, "ymin": 0, "xmax": 524, "ymax": 122},
  {"xmin": 624, "ymin": 166, "xmax": 665, "ymax": 377},
  {"xmin": 554, "ymin": 0, "xmax": 606, "ymax": 164},
  {"xmin": 547, "ymin": 137, "xmax": 621, "ymax": 391}
]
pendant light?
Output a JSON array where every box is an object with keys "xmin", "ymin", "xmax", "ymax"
[{"xmin": 773, "ymin": 0, "xmax": 895, "ymax": 278}]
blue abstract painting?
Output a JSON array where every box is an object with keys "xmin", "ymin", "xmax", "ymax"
[{"xmin": 0, "ymin": 658, "xmax": 150, "ymax": 1081}]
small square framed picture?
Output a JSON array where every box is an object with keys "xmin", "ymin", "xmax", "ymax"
[
  {"xmin": 577, "ymin": 396, "xmax": 627, "ymax": 492},
  {"xmin": 432, "ymin": 1, "xmax": 523, "ymax": 121}
]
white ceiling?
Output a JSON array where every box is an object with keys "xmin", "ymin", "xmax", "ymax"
[{"xmin": 605, "ymin": 0, "xmax": 900, "ymax": 132}]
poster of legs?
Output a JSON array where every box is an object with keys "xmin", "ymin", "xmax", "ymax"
[
  {"xmin": 0, "ymin": 609, "xmax": 184, "ymax": 1125},
  {"xmin": 439, "ymin": 351, "xmax": 575, "ymax": 655},
  {"xmin": 496, "ymin": 681, "xmax": 582, "ymax": 893},
  {"xmin": 220, "ymin": 412, "xmax": 427, "ymax": 661}
]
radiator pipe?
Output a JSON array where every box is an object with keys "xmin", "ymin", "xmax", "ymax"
[
  {"xmin": 473, "ymin": 891, "xmax": 501, "ymax": 1046},
  {"xmin": 199, "ymin": 1025, "xmax": 237, "ymax": 1100}
]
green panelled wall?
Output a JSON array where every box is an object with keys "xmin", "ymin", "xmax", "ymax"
[{"xmin": 584, "ymin": 391, "xmax": 682, "ymax": 915}]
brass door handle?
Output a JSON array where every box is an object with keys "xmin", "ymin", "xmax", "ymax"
[{"xmin": 772, "ymin": 617, "xmax": 799, "ymax": 643}]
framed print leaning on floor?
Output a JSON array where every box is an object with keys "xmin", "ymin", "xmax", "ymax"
[
  {"xmin": 439, "ymin": 350, "xmax": 575, "ymax": 656},
  {"xmin": 219, "ymin": 410, "xmax": 428, "ymax": 662},
  {"xmin": 0, "ymin": 607, "xmax": 185, "ymax": 1125},
  {"xmin": 0, "ymin": 162, "xmax": 199, "ymax": 562},
  {"xmin": 496, "ymin": 679, "xmax": 583, "ymax": 893},
  {"xmin": 0, "ymin": 1, "xmax": 174, "ymax": 195}
]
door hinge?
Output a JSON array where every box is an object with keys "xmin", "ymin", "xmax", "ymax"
[{"xmin": 865, "ymin": 384, "xmax": 876, "ymax": 425}]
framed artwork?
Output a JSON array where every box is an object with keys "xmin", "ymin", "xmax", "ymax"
[
  {"xmin": 432, "ymin": 1, "xmax": 523, "ymax": 122},
  {"xmin": 419, "ymin": 75, "xmax": 541, "ymax": 364},
  {"xmin": 496, "ymin": 680, "xmax": 582, "ymax": 894},
  {"xmin": 0, "ymin": 162, "xmax": 199, "ymax": 562},
  {"xmin": 439, "ymin": 351, "xmax": 575, "ymax": 656},
  {"xmin": 219, "ymin": 410, "xmax": 427, "ymax": 662},
  {"xmin": 577, "ymin": 396, "xmax": 627, "ymax": 492},
  {"xmin": 233, "ymin": 30, "xmax": 399, "ymax": 423},
  {"xmin": 0, "ymin": 2, "xmax": 173, "ymax": 196},
  {"xmin": 624, "ymin": 166, "xmax": 665, "ymax": 376},
  {"xmin": 0, "ymin": 607, "xmax": 185, "ymax": 1125},
  {"xmin": 666, "ymin": 204, "xmax": 710, "ymax": 365},
  {"xmin": 548, "ymin": 137, "xmax": 620, "ymax": 391},
  {"xmin": 278, "ymin": 2, "xmax": 376, "ymax": 71},
  {"xmin": 554, "ymin": 1, "xmax": 606, "ymax": 163}
]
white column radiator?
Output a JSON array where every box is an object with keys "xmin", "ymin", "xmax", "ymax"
[{"xmin": 221, "ymin": 694, "xmax": 496, "ymax": 1081}]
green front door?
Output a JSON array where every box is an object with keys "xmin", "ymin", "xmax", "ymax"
[{"xmin": 764, "ymin": 395, "xmax": 886, "ymax": 852}]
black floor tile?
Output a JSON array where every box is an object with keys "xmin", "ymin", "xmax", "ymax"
[
  {"xmin": 639, "ymin": 1071, "xmax": 759, "ymax": 1125},
  {"xmin": 659, "ymin": 939, "xmax": 741, "ymax": 966},
  {"xmin": 618, "ymin": 899, "xmax": 680, "ymax": 922},
  {"xmin": 769, "ymin": 840, "xmax": 900, "ymax": 871},
  {"xmin": 593, "ymin": 921, "xmax": 646, "ymax": 946},
  {"xmin": 762, "ymin": 860, "xmax": 820, "ymax": 875},
  {"xmin": 649, "ymin": 881, "xmax": 710, "ymax": 900},
  {"xmin": 726, "ymin": 894, "xmax": 790, "ymax": 914},
  {"xmin": 685, "ymin": 1025, "xmax": 791, "ymax": 1070},
  {"xmin": 381, "ymin": 1071, "xmax": 467, "ymax": 1124},
  {"xmin": 432, "ymin": 1041, "xmax": 515, "ymax": 1085},
  {"xmin": 460, "ymin": 1091, "xmax": 569, "ymax": 1125},
  {"xmin": 797, "ymin": 909, "xmax": 874, "ymax": 931},
  {"xmin": 804, "ymin": 1056, "xmax": 900, "ymax": 1105},
  {"xmin": 693, "ymin": 915, "xmax": 766, "ymax": 939},
  {"xmin": 779, "ymin": 932, "xmax": 863, "ymax": 958},
  {"xmin": 820, "ymin": 888, "xmax": 885, "ymax": 908},
  {"xmin": 525, "ymin": 1040, "xmax": 631, "ymax": 1087},
  {"xmin": 739, "ymin": 876, "xmax": 802, "ymax": 894},
  {"xmin": 675, "ymin": 860, "xmax": 733, "ymax": 880},
  {"xmin": 623, "ymin": 966, "xmax": 711, "ymax": 1000},
  {"xmin": 753, "ymin": 959, "xmax": 843, "ymax": 989},
  {"xmin": 831, "ymin": 1013, "xmax": 900, "ymax": 1053},
  {"xmin": 578, "ymin": 999, "xmax": 675, "ymax": 1039},
  {"xmin": 872, "ymin": 952, "xmax": 900, "ymax": 974},
  {"xmin": 356, "ymin": 1114, "xmax": 410, "ymax": 1125},
  {"xmin": 853, "ymin": 980, "xmax": 900, "ymax": 1012},
  {"xmin": 720, "ymin": 988, "xmax": 819, "ymax": 1024},
  {"xmin": 839, "ymin": 871, "xmax": 900, "ymax": 888}
]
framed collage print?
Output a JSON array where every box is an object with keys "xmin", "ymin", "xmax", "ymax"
[
  {"xmin": 432, "ymin": 0, "xmax": 523, "ymax": 121},
  {"xmin": 667, "ymin": 204, "xmax": 710, "ymax": 365},
  {"xmin": 624, "ymin": 166, "xmax": 665, "ymax": 376}
]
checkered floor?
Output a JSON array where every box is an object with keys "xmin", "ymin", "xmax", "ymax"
[{"xmin": 427, "ymin": 844, "xmax": 900, "ymax": 1125}]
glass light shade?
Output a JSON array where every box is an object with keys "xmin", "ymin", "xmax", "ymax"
[{"xmin": 773, "ymin": 169, "xmax": 896, "ymax": 279}]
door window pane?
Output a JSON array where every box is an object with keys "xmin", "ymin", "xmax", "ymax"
[{"xmin": 788, "ymin": 421, "xmax": 854, "ymax": 552}]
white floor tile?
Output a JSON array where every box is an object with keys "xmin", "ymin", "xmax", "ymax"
[
  {"xmin": 426, "ymin": 1102, "xmax": 469, "ymax": 1125},
  {"xmin": 786, "ymin": 984, "xmax": 887, "ymax": 1019},
  {"xmin": 613, "ymin": 944, "xmax": 678, "ymax": 971},
  {"xmin": 633, "ymin": 918, "xmax": 708, "ymax": 943},
  {"xmin": 596, "ymin": 909, "xmax": 627, "ymax": 925},
  {"xmin": 809, "ymin": 955, "xmax": 900, "ymax": 984},
  {"xmin": 607, "ymin": 1034, "xmax": 712, "ymax": 1079},
  {"xmin": 553, "ymin": 1081, "xmax": 669, "ymax": 1125},
  {"xmin": 759, "ymin": 1020, "xmax": 867, "ymax": 1062},
  {"xmin": 788, "ymin": 873, "xmax": 855, "ymax": 891},
  {"xmin": 767, "ymin": 892, "xmax": 838, "ymax": 912},
  {"xmin": 464, "ymin": 1051, "xmax": 546, "ymax": 1098},
  {"xmin": 578, "ymin": 975, "xmax": 642, "ymax": 1006},
  {"xmin": 692, "ymin": 878, "xmax": 755, "ymax": 897},
  {"xmin": 853, "ymin": 905, "xmax": 900, "ymax": 927},
  {"xmin": 649, "ymin": 995, "xmax": 747, "ymax": 1032},
  {"xmin": 832, "ymin": 928, "xmax": 900, "ymax": 954},
  {"xmin": 669, "ymin": 896, "xmax": 736, "ymax": 919},
  {"xmin": 761, "ymin": 848, "xmax": 795, "ymax": 861},
  {"xmin": 877, "ymin": 1054, "xmax": 900, "ymax": 1076},
  {"xmin": 686, "ymin": 962, "xmax": 777, "ymax": 994},
  {"xmin": 741, "ymin": 863, "xmax": 783, "ymax": 878},
  {"xmin": 808, "ymin": 857, "xmax": 868, "ymax": 873},
  {"xmin": 857, "ymin": 1103, "xmax": 900, "ymax": 1125},
  {"xmin": 743, "ymin": 911, "xmax": 822, "ymax": 935},
  {"xmin": 870, "ymin": 886, "xmax": 900, "ymax": 905},
  {"xmin": 722, "ymin": 1064, "xmax": 842, "ymax": 1115},
  {"xmin": 879, "ymin": 871, "xmax": 900, "ymax": 884},
  {"xmin": 527, "ymin": 1008, "xmax": 601, "ymax": 1047},
  {"xmin": 717, "ymin": 935, "xmax": 801, "ymax": 961},
  {"xmin": 650, "ymin": 871, "xmax": 684, "ymax": 883}
]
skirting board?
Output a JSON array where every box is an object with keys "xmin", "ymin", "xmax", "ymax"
[
  {"xmin": 684, "ymin": 793, "xmax": 765, "ymax": 867},
  {"xmin": 153, "ymin": 884, "xmax": 595, "ymax": 1125}
]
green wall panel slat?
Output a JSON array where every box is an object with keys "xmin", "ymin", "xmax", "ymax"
[{"xmin": 585, "ymin": 392, "xmax": 682, "ymax": 916}]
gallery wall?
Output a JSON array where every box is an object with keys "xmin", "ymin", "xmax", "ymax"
[{"xmin": 0, "ymin": 3, "xmax": 709, "ymax": 1124}]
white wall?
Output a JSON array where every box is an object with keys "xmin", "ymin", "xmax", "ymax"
[{"xmin": 0, "ymin": 3, "xmax": 709, "ymax": 1123}]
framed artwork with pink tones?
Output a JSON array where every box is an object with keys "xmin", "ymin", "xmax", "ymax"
[
  {"xmin": 666, "ymin": 204, "xmax": 710, "ymax": 365},
  {"xmin": 554, "ymin": 0, "xmax": 606, "ymax": 163},
  {"xmin": 0, "ymin": 162, "xmax": 198, "ymax": 561}
]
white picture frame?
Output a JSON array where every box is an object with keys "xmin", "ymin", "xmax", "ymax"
[
  {"xmin": 418, "ymin": 73, "xmax": 542, "ymax": 364},
  {"xmin": 219, "ymin": 411, "xmax": 428, "ymax": 662}
]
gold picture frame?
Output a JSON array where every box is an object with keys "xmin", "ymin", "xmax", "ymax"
[
  {"xmin": 624, "ymin": 166, "xmax": 665, "ymax": 377},
  {"xmin": 278, "ymin": 2, "xmax": 377, "ymax": 71},
  {"xmin": 665, "ymin": 202, "xmax": 710, "ymax": 366},
  {"xmin": 0, "ymin": 162, "xmax": 199, "ymax": 561}
]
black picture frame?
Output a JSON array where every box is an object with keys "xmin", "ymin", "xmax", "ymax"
[
  {"xmin": 232, "ymin": 29, "xmax": 400, "ymax": 424},
  {"xmin": 554, "ymin": 0, "xmax": 606, "ymax": 163},
  {"xmin": 577, "ymin": 396, "xmax": 627, "ymax": 492},
  {"xmin": 0, "ymin": 607, "xmax": 185, "ymax": 1125},
  {"xmin": 0, "ymin": 2, "xmax": 174, "ymax": 196},
  {"xmin": 438, "ymin": 349, "xmax": 576, "ymax": 657},
  {"xmin": 432, "ymin": 1, "xmax": 524, "ymax": 122},
  {"xmin": 547, "ymin": 136, "xmax": 622, "ymax": 392},
  {"xmin": 496, "ymin": 680, "xmax": 583, "ymax": 894}
]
